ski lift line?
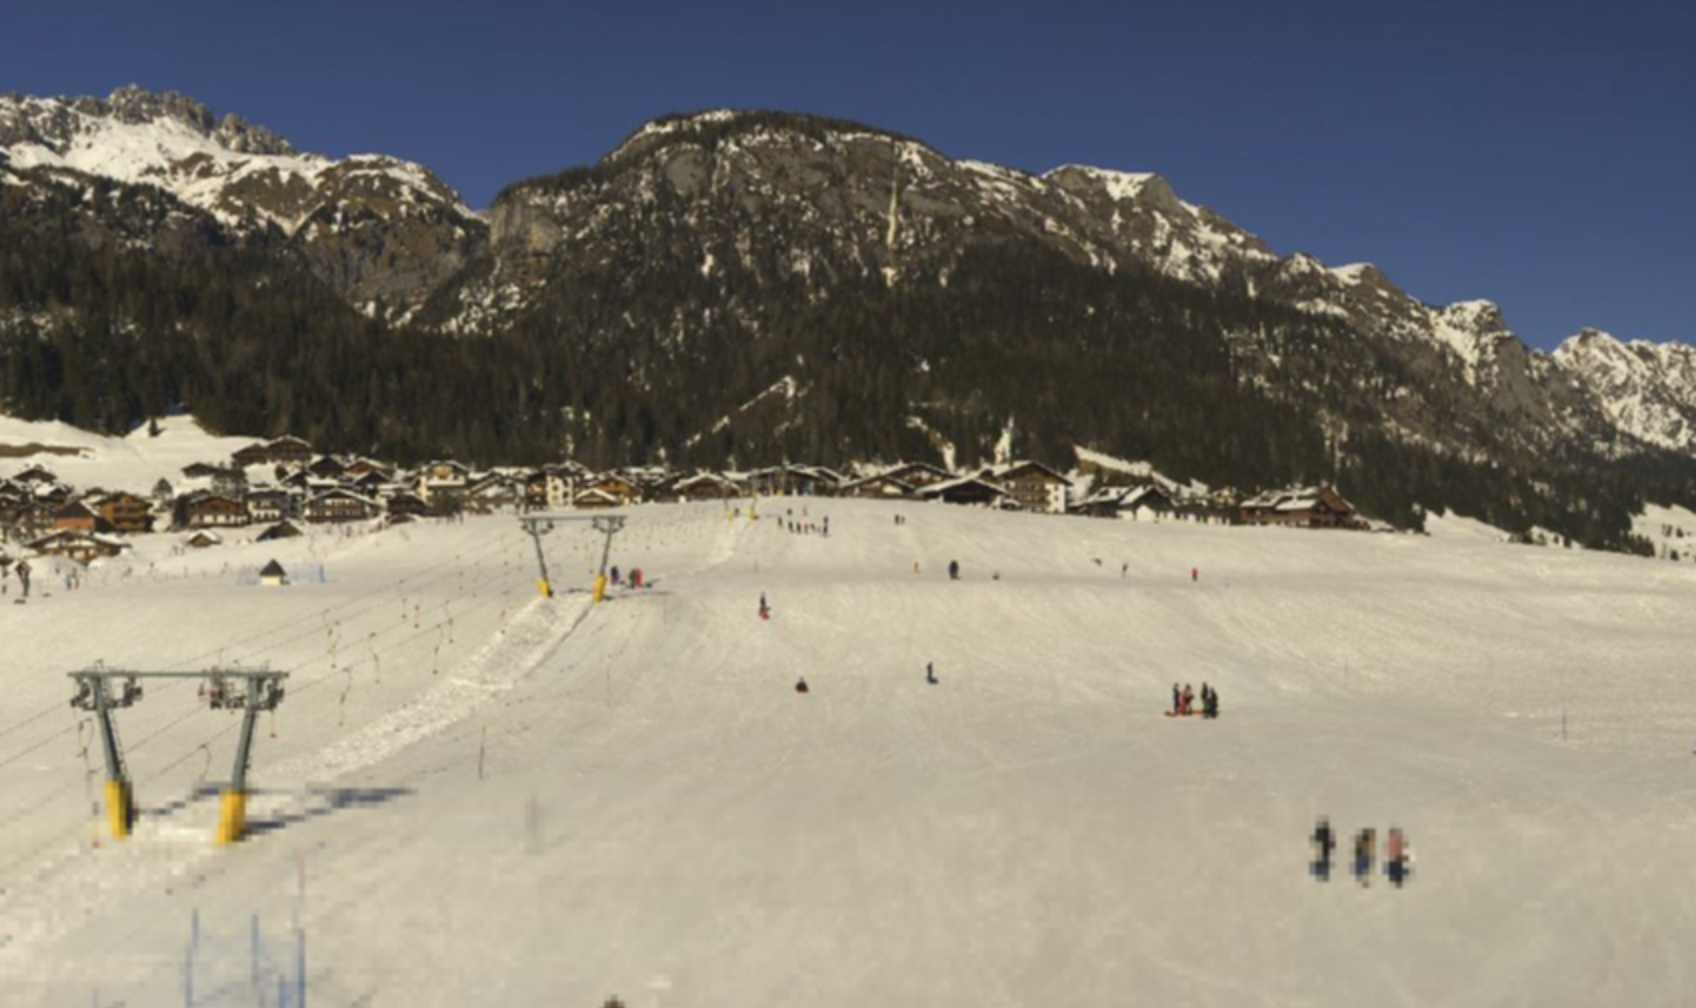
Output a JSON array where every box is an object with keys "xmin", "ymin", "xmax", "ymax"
[
  {"xmin": 131, "ymin": 567, "xmax": 537, "ymax": 789},
  {"xmin": 141, "ymin": 533, "xmax": 518, "ymax": 699},
  {"xmin": 145, "ymin": 530, "xmax": 515, "ymax": 687},
  {"xmin": 0, "ymin": 704, "xmax": 62, "ymax": 741},
  {"xmin": 0, "ymin": 539, "xmax": 501, "ymax": 752}
]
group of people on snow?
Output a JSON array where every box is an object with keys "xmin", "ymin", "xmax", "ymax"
[
  {"xmin": 1312, "ymin": 817, "xmax": 1411, "ymax": 888},
  {"xmin": 1171, "ymin": 682, "xmax": 1220, "ymax": 718}
]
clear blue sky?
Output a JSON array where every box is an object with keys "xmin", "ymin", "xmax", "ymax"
[{"xmin": 3, "ymin": 0, "xmax": 1691, "ymax": 349}]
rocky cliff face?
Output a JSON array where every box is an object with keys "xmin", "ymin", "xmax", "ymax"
[
  {"xmin": 431, "ymin": 108, "xmax": 1692, "ymax": 473},
  {"xmin": 0, "ymin": 85, "xmax": 486, "ymax": 317}
]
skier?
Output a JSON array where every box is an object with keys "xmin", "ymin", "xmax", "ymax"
[
  {"xmin": 17, "ymin": 560, "xmax": 30, "ymax": 599},
  {"xmin": 1180, "ymin": 683, "xmax": 1195, "ymax": 716},
  {"xmin": 1172, "ymin": 683, "xmax": 1181, "ymax": 715},
  {"xmin": 1121, "ymin": 562, "xmax": 1128, "ymax": 579},
  {"xmin": 610, "ymin": 565, "xmax": 621, "ymax": 585},
  {"xmin": 1353, "ymin": 828, "xmax": 1376, "ymax": 887},
  {"xmin": 1199, "ymin": 683, "xmax": 1213, "ymax": 719},
  {"xmin": 1310, "ymin": 817, "xmax": 1336, "ymax": 881},
  {"xmin": 759, "ymin": 592, "xmax": 771, "ymax": 620},
  {"xmin": 926, "ymin": 662, "xmax": 938, "ymax": 685},
  {"xmin": 948, "ymin": 560, "xmax": 960, "ymax": 581},
  {"xmin": 1190, "ymin": 567, "xmax": 1198, "ymax": 582},
  {"xmin": 1206, "ymin": 684, "xmax": 1221, "ymax": 719},
  {"xmin": 1385, "ymin": 827, "xmax": 1410, "ymax": 888},
  {"xmin": 794, "ymin": 677, "xmax": 809, "ymax": 694}
]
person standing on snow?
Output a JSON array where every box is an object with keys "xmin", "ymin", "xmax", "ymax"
[
  {"xmin": 948, "ymin": 560, "xmax": 960, "ymax": 580},
  {"xmin": 1353, "ymin": 828, "xmax": 1376, "ymax": 887},
  {"xmin": 1385, "ymin": 827, "xmax": 1410, "ymax": 888},
  {"xmin": 1311, "ymin": 817, "xmax": 1336, "ymax": 881},
  {"xmin": 1180, "ymin": 684, "xmax": 1195, "ymax": 716},
  {"xmin": 1172, "ymin": 683, "xmax": 1181, "ymax": 715},
  {"xmin": 926, "ymin": 662, "xmax": 938, "ymax": 685}
]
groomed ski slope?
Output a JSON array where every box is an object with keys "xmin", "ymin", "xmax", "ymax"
[{"xmin": 2, "ymin": 500, "xmax": 1694, "ymax": 1007}]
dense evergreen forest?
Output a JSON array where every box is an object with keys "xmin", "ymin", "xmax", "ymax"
[{"xmin": 1, "ymin": 169, "xmax": 1688, "ymax": 553}]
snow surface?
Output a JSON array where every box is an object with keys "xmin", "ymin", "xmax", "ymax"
[
  {"xmin": 0, "ymin": 414, "xmax": 254, "ymax": 492},
  {"xmin": 2, "ymin": 501, "xmax": 1695, "ymax": 1007}
]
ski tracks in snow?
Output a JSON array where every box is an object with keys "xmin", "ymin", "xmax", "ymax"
[{"xmin": 0, "ymin": 592, "xmax": 594, "ymax": 985}]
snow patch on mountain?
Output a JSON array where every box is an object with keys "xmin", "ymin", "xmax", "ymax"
[{"xmin": 0, "ymin": 89, "xmax": 475, "ymax": 234}]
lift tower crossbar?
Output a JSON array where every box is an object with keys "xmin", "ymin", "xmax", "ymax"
[{"xmin": 68, "ymin": 666, "xmax": 288, "ymax": 845}]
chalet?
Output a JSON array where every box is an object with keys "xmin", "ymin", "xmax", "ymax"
[
  {"xmin": 245, "ymin": 488, "xmax": 296, "ymax": 524},
  {"xmin": 236, "ymin": 436, "xmax": 316, "ymax": 468},
  {"xmin": 576, "ymin": 472, "xmax": 640, "ymax": 508},
  {"xmin": 919, "ymin": 475, "xmax": 1010, "ymax": 508},
  {"xmin": 540, "ymin": 463, "xmax": 589, "ymax": 509},
  {"xmin": 571, "ymin": 487, "xmax": 626, "ymax": 510},
  {"xmin": 881, "ymin": 461, "xmax": 953, "ymax": 490},
  {"xmin": 185, "ymin": 530, "xmax": 223, "ymax": 549},
  {"xmin": 95, "ymin": 491, "xmax": 154, "ymax": 534},
  {"xmin": 839, "ymin": 473, "xmax": 917, "ymax": 499},
  {"xmin": 265, "ymin": 437, "xmax": 315, "ymax": 466},
  {"xmin": 181, "ymin": 493, "xmax": 250, "ymax": 529},
  {"xmin": 5, "ymin": 501, "xmax": 56, "ymax": 541},
  {"xmin": 1238, "ymin": 485, "xmax": 1364, "ymax": 530},
  {"xmin": 255, "ymin": 520, "xmax": 305, "ymax": 542},
  {"xmin": 52, "ymin": 500, "xmax": 104, "ymax": 533},
  {"xmin": 306, "ymin": 455, "xmax": 347, "ymax": 480},
  {"xmin": 524, "ymin": 471, "xmax": 552, "ymax": 510},
  {"xmin": 464, "ymin": 473, "xmax": 524, "ymax": 514},
  {"xmin": 231, "ymin": 442, "xmax": 272, "ymax": 468},
  {"xmin": 341, "ymin": 457, "xmax": 394, "ymax": 481},
  {"xmin": 669, "ymin": 472, "xmax": 740, "ymax": 502},
  {"xmin": 11, "ymin": 465, "xmax": 58, "ymax": 487},
  {"xmin": 988, "ymin": 461, "xmax": 1072, "ymax": 514},
  {"xmin": 349, "ymin": 470, "xmax": 392, "ymax": 496},
  {"xmin": 1074, "ymin": 484, "xmax": 1176, "ymax": 521},
  {"xmin": 417, "ymin": 461, "xmax": 471, "ymax": 506},
  {"xmin": 259, "ymin": 559, "xmax": 289, "ymax": 587},
  {"xmin": 302, "ymin": 489, "xmax": 379, "ymax": 524},
  {"xmin": 746, "ymin": 465, "xmax": 841, "ymax": 497},
  {"xmin": 28, "ymin": 530, "xmax": 129, "ymax": 564},
  {"xmin": 181, "ymin": 462, "xmax": 224, "ymax": 480},
  {"xmin": 385, "ymin": 492, "xmax": 432, "ymax": 520}
]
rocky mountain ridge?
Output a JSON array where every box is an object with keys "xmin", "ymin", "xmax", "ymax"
[
  {"xmin": 0, "ymin": 85, "xmax": 486, "ymax": 317},
  {"xmin": 449, "ymin": 107, "xmax": 1692, "ymax": 464},
  {"xmin": 2, "ymin": 94, "xmax": 1693, "ymax": 549}
]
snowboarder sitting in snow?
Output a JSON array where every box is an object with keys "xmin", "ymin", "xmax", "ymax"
[{"xmin": 795, "ymin": 677, "xmax": 810, "ymax": 694}]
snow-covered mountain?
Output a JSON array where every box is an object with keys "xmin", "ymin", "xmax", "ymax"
[
  {"xmin": 2, "ymin": 97, "xmax": 1693, "ymax": 544},
  {"xmin": 0, "ymin": 85, "xmax": 486, "ymax": 316},
  {"xmin": 1553, "ymin": 329, "xmax": 1696, "ymax": 454}
]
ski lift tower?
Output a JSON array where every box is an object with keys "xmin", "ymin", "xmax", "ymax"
[
  {"xmin": 68, "ymin": 664, "xmax": 288, "ymax": 845},
  {"xmin": 518, "ymin": 513, "xmax": 626, "ymax": 602}
]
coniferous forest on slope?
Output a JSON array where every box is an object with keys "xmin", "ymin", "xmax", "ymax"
[{"xmin": 0, "ymin": 169, "xmax": 1690, "ymax": 553}]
